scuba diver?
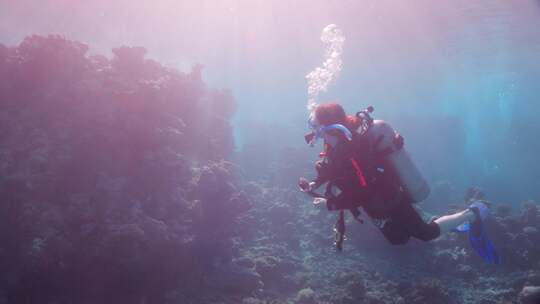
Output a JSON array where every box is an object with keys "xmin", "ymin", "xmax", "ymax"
[{"xmin": 299, "ymin": 103, "xmax": 500, "ymax": 264}]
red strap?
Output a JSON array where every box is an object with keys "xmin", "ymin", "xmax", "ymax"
[{"xmin": 350, "ymin": 158, "xmax": 367, "ymax": 187}]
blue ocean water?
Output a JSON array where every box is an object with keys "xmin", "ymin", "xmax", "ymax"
[{"xmin": 1, "ymin": 1, "xmax": 540, "ymax": 303}]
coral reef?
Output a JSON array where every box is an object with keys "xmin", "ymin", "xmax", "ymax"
[
  {"xmin": 519, "ymin": 286, "xmax": 540, "ymax": 304},
  {"xmin": 230, "ymin": 140, "xmax": 540, "ymax": 304},
  {"xmin": 0, "ymin": 35, "xmax": 243, "ymax": 303},
  {"xmin": 402, "ymin": 280, "xmax": 450, "ymax": 304}
]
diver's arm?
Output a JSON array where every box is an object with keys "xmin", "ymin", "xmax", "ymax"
[
  {"xmin": 299, "ymin": 159, "xmax": 331, "ymax": 192},
  {"xmin": 312, "ymin": 159, "xmax": 332, "ymax": 189}
]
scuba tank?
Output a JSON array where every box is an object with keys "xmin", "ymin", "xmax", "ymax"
[{"xmin": 357, "ymin": 107, "xmax": 430, "ymax": 203}]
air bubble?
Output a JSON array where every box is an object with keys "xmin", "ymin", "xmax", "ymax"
[{"xmin": 306, "ymin": 24, "xmax": 346, "ymax": 113}]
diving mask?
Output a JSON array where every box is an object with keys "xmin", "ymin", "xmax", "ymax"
[{"xmin": 305, "ymin": 116, "xmax": 352, "ymax": 146}]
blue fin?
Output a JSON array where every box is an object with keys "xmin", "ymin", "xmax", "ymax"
[
  {"xmin": 454, "ymin": 222, "xmax": 470, "ymax": 233},
  {"xmin": 468, "ymin": 213, "xmax": 501, "ymax": 264}
]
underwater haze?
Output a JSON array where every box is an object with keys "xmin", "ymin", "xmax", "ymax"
[{"xmin": 1, "ymin": 0, "xmax": 540, "ymax": 303}]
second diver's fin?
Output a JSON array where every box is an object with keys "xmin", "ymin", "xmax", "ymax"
[
  {"xmin": 454, "ymin": 204, "xmax": 501, "ymax": 264},
  {"xmin": 468, "ymin": 207, "xmax": 501, "ymax": 264}
]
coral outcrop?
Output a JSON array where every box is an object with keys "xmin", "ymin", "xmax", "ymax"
[{"xmin": 0, "ymin": 35, "xmax": 243, "ymax": 303}]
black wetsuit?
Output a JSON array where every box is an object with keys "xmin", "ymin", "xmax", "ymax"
[{"xmin": 312, "ymin": 131, "xmax": 440, "ymax": 245}]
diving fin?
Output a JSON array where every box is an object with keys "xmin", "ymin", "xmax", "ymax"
[
  {"xmin": 454, "ymin": 203, "xmax": 501, "ymax": 264},
  {"xmin": 468, "ymin": 207, "xmax": 501, "ymax": 264}
]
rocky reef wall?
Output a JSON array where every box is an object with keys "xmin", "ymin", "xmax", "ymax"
[{"xmin": 0, "ymin": 35, "xmax": 248, "ymax": 303}]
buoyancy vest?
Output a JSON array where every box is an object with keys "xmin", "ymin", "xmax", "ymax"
[{"xmin": 322, "ymin": 131, "xmax": 404, "ymax": 218}]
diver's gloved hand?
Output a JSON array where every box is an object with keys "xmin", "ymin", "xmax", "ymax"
[{"xmin": 298, "ymin": 177, "xmax": 316, "ymax": 192}]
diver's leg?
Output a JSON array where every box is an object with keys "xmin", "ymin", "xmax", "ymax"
[
  {"xmin": 383, "ymin": 200, "xmax": 440, "ymax": 243},
  {"xmin": 379, "ymin": 218, "xmax": 411, "ymax": 245},
  {"xmin": 434, "ymin": 201, "xmax": 489, "ymax": 235},
  {"xmin": 399, "ymin": 202, "xmax": 441, "ymax": 242},
  {"xmin": 386, "ymin": 198, "xmax": 488, "ymax": 242},
  {"xmin": 434, "ymin": 209, "xmax": 476, "ymax": 235}
]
